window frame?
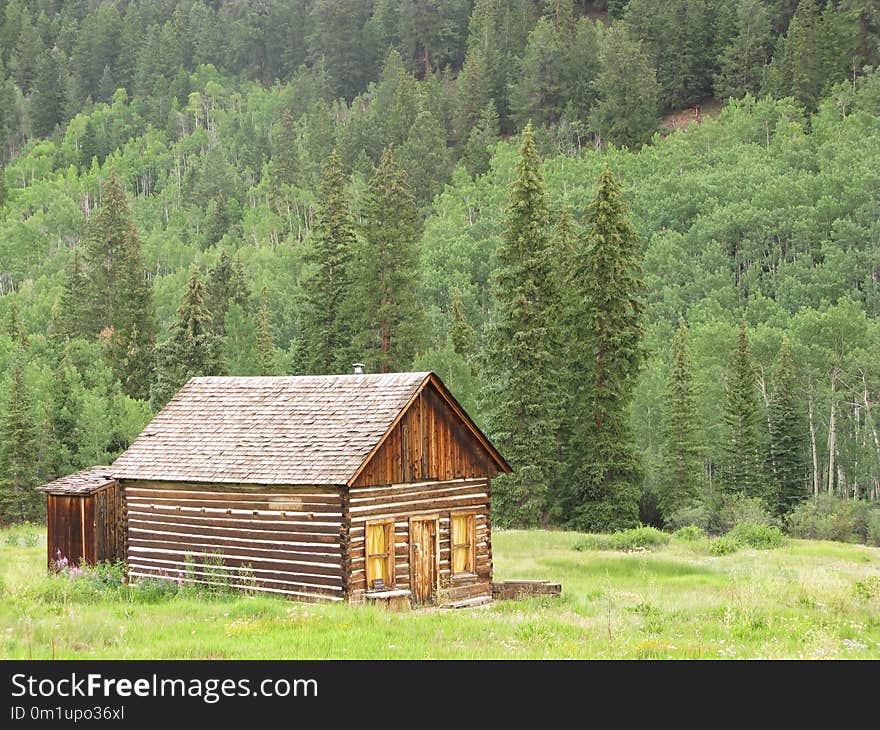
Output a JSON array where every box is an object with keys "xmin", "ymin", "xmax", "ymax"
[
  {"xmin": 365, "ymin": 519, "xmax": 396, "ymax": 590},
  {"xmin": 450, "ymin": 511, "xmax": 477, "ymax": 577}
]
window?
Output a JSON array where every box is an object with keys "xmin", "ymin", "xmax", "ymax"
[
  {"xmin": 451, "ymin": 513, "xmax": 476, "ymax": 576},
  {"xmin": 365, "ymin": 520, "xmax": 395, "ymax": 589}
]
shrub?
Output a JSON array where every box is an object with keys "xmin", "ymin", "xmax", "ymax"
[
  {"xmin": 673, "ymin": 525, "xmax": 706, "ymax": 541},
  {"xmin": 787, "ymin": 495, "xmax": 880, "ymax": 544},
  {"xmin": 853, "ymin": 576, "xmax": 880, "ymax": 601},
  {"xmin": 718, "ymin": 495, "xmax": 775, "ymax": 532},
  {"xmin": 665, "ymin": 505, "xmax": 711, "ymax": 532},
  {"xmin": 573, "ymin": 534, "xmax": 612, "ymax": 551},
  {"xmin": 574, "ymin": 526, "xmax": 670, "ymax": 552},
  {"xmin": 709, "ymin": 536, "xmax": 739, "ymax": 556},
  {"xmin": 728, "ymin": 522, "xmax": 786, "ymax": 550}
]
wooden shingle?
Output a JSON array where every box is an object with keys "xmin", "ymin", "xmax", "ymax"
[{"xmin": 110, "ymin": 373, "xmax": 432, "ymax": 485}]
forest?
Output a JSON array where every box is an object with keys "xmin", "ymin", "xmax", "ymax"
[{"xmin": 0, "ymin": 0, "xmax": 879, "ymax": 533}]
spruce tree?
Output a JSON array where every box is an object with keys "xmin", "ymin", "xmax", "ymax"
[
  {"xmin": 206, "ymin": 249, "xmax": 250, "ymax": 338},
  {"xmin": 48, "ymin": 357, "xmax": 81, "ymax": 479},
  {"xmin": 449, "ymin": 292, "xmax": 475, "ymax": 359},
  {"xmin": 769, "ymin": 336, "xmax": 808, "ymax": 515},
  {"xmin": 714, "ymin": 0, "xmax": 774, "ymax": 100},
  {"xmin": 564, "ymin": 166, "xmax": 645, "ymax": 531},
  {"xmin": 399, "ymin": 109, "xmax": 452, "ymax": 208},
  {"xmin": 592, "ymin": 25, "xmax": 661, "ymax": 148},
  {"xmin": 58, "ymin": 249, "xmax": 89, "ymax": 341},
  {"xmin": 151, "ymin": 269, "xmax": 222, "ymax": 408},
  {"xmin": 257, "ymin": 286, "xmax": 278, "ymax": 376},
  {"xmin": 722, "ymin": 322, "xmax": 767, "ymax": 500},
  {"xmin": 350, "ymin": 145, "xmax": 423, "ymax": 373},
  {"xmin": 462, "ymin": 100, "xmax": 499, "ymax": 178},
  {"xmin": 0, "ymin": 353, "xmax": 42, "ymax": 525},
  {"xmin": 30, "ymin": 47, "xmax": 65, "ymax": 137},
  {"xmin": 82, "ymin": 170, "xmax": 155, "ymax": 399},
  {"xmin": 300, "ymin": 149, "xmax": 356, "ymax": 374},
  {"xmin": 481, "ymin": 123, "xmax": 559, "ymax": 527},
  {"xmin": 6, "ymin": 299, "xmax": 28, "ymax": 346},
  {"xmin": 657, "ymin": 323, "xmax": 702, "ymax": 519}
]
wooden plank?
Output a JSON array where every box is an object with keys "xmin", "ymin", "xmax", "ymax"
[
  {"xmin": 126, "ymin": 508, "xmax": 342, "ymax": 534},
  {"xmin": 127, "ymin": 516, "xmax": 341, "ymax": 545}
]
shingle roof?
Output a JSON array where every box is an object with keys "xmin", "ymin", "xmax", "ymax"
[
  {"xmin": 38, "ymin": 466, "xmax": 116, "ymax": 495},
  {"xmin": 110, "ymin": 373, "xmax": 432, "ymax": 485}
]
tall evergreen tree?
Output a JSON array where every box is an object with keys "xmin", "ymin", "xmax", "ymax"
[
  {"xmin": 350, "ymin": 145, "xmax": 423, "ymax": 373},
  {"xmin": 300, "ymin": 149, "xmax": 356, "ymax": 374},
  {"xmin": 0, "ymin": 352, "xmax": 42, "ymax": 525},
  {"xmin": 462, "ymin": 100, "xmax": 499, "ymax": 178},
  {"xmin": 47, "ymin": 357, "xmax": 81, "ymax": 479},
  {"xmin": 657, "ymin": 323, "xmax": 702, "ymax": 518},
  {"xmin": 81, "ymin": 170, "xmax": 155, "ymax": 399},
  {"xmin": 449, "ymin": 292, "xmax": 475, "ymax": 359},
  {"xmin": 6, "ymin": 298, "xmax": 27, "ymax": 346},
  {"xmin": 206, "ymin": 249, "xmax": 250, "ymax": 338},
  {"xmin": 257, "ymin": 286, "xmax": 278, "ymax": 377},
  {"xmin": 592, "ymin": 25, "xmax": 660, "ymax": 148},
  {"xmin": 151, "ymin": 269, "xmax": 221, "ymax": 408},
  {"xmin": 722, "ymin": 322, "xmax": 767, "ymax": 500},
  {"xmin": 481, "ymin": 123, "xmax": 559, "ymax": 527},
  {"xmin": 714, "ymin": 0, "xmax": 774, "ymax": 100},
  {"xmin": 399, "ymin": 108, "xmax": 452, "ymax": 208},
  {"xmin": 30, "ymin": 47, "xmax": 66, "ymax": 138},
  {"xmin": 769, "ymin": 336, "xmax": 808, "ymax": 515},
  {"xmin": 563, "ymin": 166, "xmax": 645, "ymax": 531},
  {"xmin": 58, "ymin": 249, "xmax": 89, "ymax": 341}
]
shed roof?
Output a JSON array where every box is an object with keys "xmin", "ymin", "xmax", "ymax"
[
  {"xmin": 111, "ymin": 372, "xmax": 504, "ymax": 486},
  {"xmin": 38, "ymin": 466, "xmax": 116, "ymax": 495}
]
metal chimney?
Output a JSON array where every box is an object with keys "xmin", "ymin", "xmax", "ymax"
[{"xmin": 352, "ymin": 363, "xmax": 365, "ymax": 374}]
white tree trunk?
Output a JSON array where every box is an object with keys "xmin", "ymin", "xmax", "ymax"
[{"xmin": 808, "ymin": 384, "xmax": 819, "ymax": 498}]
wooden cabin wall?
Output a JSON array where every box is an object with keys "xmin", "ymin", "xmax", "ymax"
[
  {"xmin": 46, "ymin": 495, "xmax": 94, "ymax": 567},
  {"xmin": 352, "ymin": 384, "xmax": 500, "ymax": 488},
  {"xmin": 346, "ymin": 478, "xmax": 492, "ymax": 604},
  {"xmin": 122, "ymin": 481, "xmax": 345, "ymax": 602},
  {"xmin": 93, "ymin": 483, "xmax": 123, "ymax": 562}
]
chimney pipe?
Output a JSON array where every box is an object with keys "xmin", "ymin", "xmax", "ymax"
[{"xmin": 352, "ymin": 363, "xmax": 365, "ymax": 374}]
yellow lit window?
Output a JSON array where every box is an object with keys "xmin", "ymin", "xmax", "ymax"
[
  {"xmin": 366, "ymin": 520, "xmax": 394, "ymax": 589},
  {"xmin": 451, "ymin": 513, "xmax": 476, "ymax": 575}
]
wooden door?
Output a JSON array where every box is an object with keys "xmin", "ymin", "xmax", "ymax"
[{"xmin": 410, "ymin": 517, "xmax": 438, "ymax": 605}]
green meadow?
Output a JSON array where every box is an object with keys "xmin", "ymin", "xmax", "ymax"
[{"xmin": 1, "ymin": 525, "xmax": 878, "ymax": 659}]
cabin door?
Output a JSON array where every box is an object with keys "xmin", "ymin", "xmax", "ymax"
[{"xmin": 410, "ymin": 517, "xmax": 438, "ymax": 605}]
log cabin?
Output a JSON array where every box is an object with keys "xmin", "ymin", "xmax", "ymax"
[{"xmin": 40, "ymin": 372, "xmax": 510, "ymax": 607}]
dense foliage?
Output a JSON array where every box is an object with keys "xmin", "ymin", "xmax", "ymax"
[{"xmin": 2, "ymin": 1, "xmax": 880, "ymax": 528}]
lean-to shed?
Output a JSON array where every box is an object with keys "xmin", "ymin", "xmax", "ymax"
[
  {"xmin": 38, "ymin": 466, "xmax": 123, "ymax": 569},
  {"xmin": 103, "ymin": 372, "xmax": 509, "ymax": 606}
]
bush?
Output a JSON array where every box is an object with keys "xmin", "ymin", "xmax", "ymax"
[
  {"xmin": 673, "ymin": 525, "xmax": 706, "ymax": 541},
  {"xmin": 709, "ymin": 536, "xmax": 739, "ymax": 556},
  {"xmin": 573, "ymin": 534, "xmax": 612, "ymax": 551},
  {"xmin": 728, "ymin": 522, "xmax": 786, "ymax": 550},
  {"xmin": 574, "ymin": 526, "xmax": 670, "ymax": 552},
  {"xmin": 718, "ymin": 495, "xmax": 776, "ymax": 533},
  {"xmin": 665, "ymin": 505, "xmax": 711, "ymax": 532},
  {"xmin": 853, "ymin": 576, "xmax": 880, "ymax": 601},
  {"xmin": 787, "ymin": 495, "xmax": 880, "ymax": 544}
]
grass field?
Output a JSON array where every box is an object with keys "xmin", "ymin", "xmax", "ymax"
[{"xmin": 1, "ymin": 524, "xmax": 879, "ymax": 659}]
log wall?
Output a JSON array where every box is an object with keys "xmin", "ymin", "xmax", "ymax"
[
  {"xmin": 346, "ymin": 478, "xmax": 492, "ymax": 604},
  {"xmin": 122, "ymin": 481, "xmax": 345, "ymax": 601}
]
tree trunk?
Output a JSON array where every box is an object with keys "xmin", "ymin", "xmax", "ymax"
[
  {"xmin": 826, "ymin": 373, "xmax": 836, "ymax": 495},
  {"xmin": 759, "ymin": 370, "xmax": 776, "ymax": 479},
  {"xmin": 808, "ymin": 382, "xmax": 819, "ymax": 498}
]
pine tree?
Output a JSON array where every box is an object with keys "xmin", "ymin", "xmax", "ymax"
[
  {"xmin": 449, "ymin": 292, "xmax": 475, "ymax": 359},
  {"xmin": 592, "ymin": 25, "xmax": 661, "ymax": 148},
  {"xmin": 30, "ymin": 47, "xmax": 66, "ymax": 138},
  {"xmin": 657, "ymin": 324, "xmax": 702, "ymax": 518},
  {"xmin": 714, "ymin": 0, "xmax": 774, "ymax": 100},
  {"xmin": 82, "ymin": 170, "xmax": 155, "ymax": 399},
  {"xmin": 769, "ymin": 336, "xmax": 808, "ymax": 515},
  {"xmin": 481, "ymin": 123, "xmax": 560, "ymax": 527},
  {"xmin": 58, "ymin": 248, "xmax": 89, "ymax": 341},
  {"xmin": 722, "ymin": 322, "xmax": 767, "ymax": 500},
  {"xmin": 206, "ymin": 249, "xmax": 250, "ymax": 339},
  {"xmin": 6, "ymin": 299, "xmax": 28, "ymax": 346},
  {"xmin": 462, "ymin": 100, "xmax": 499, "ymax": 178},
  {"xmin": 350, "ymin": 145, "xmax": 424, "ymax": 373},
  {"xmin": 455, "ymin": 46, "xmax": 493, "ymax": 142},
  {"xmin": 399, "ymin": 108, "xmax": 452, "ymax": 208},
  {"xmin": 47, "ymin": 357, "xmax": 81, "ymax": 479},
  {"xmin": 564, "ymin": 166, "xmax": 645, "ymax": 531},
  {"xmin": 763, "ymin": 0, "xmax": 826, "ymax": 112},
  {"xmin": 257, "ymin": 286, "xmax": 278, "ymax": 377},
  {"xmin": 151, "ymin": 269, "xmax": 222, "ymax": 408},
  {"xmin": 0, "ymin": 353, "xmax": 42, "ymax": 525},
  {"xmin": 300, "ymin": 149, "xmax": 356, "ymax": 374}
]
